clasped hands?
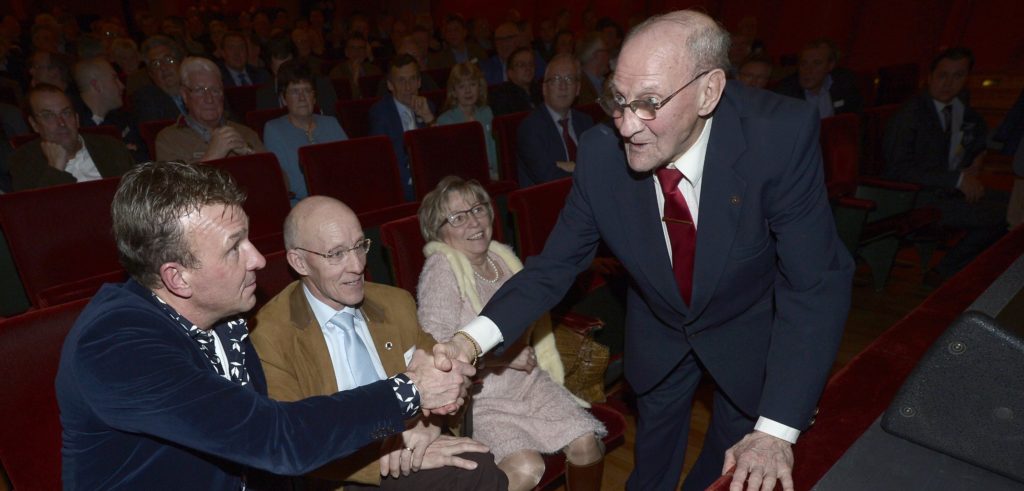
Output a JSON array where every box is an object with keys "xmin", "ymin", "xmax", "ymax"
[{"xmin": 404, "ymin": 348, "xmax": 475, "ymax": 416}]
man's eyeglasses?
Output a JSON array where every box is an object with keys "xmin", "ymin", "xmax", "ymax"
[
  {"xmin": 185, "ymin": 85, "xmax": 225, "ymax": 98},
  {"xmin": 34, "ymin": 107, "xmax": 75, "ymax": 124},
  {"xmin": 295, "ymin": 238, "xmax": 372, "ymax": 265},
  {"xmin": 599, "ymin": 69, "xmax": 711, "ymax": 120},
  {"xmin": 544, "ymin": 74, "xmax": 579, "ymax": 86},
  {"xmin": 441, "ymin": 203, "xmax": 490, "ymax": 229},
  {"xmin": 149, "ymin": 56, "xmax": 178, "ymax": 68}
]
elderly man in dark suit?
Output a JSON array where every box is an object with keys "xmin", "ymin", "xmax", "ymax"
[
  {"xmin": 56, "ymin": 161, "xmax": 476, "ymax": 490},
  {"xmin": 884, "ymin": 47, "xmax": 1007, "ymax": 285},
  {"xmin": 10, "ymin": 84, "xmax": 133, "ymax": 191},
  {"xmin": 435, "ymin": 11, "xmax": 854, "ymax": 491},
  {"xmin": 775, "ymin": 39, "xmax": 863, "ymax": 117},
  {"xmin": 516, "ymin": 53, "xmax": 594, "ymax": 187},
  {"xmin": 369, "ymin": 54, "xmax": 436, "ymax": 201}
]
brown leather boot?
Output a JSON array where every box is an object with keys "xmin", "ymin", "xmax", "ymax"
[{"xmin": 566, "ymin": 458, "xmax": 605, "ymax": 491}]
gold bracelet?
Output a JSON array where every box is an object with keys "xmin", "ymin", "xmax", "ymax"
[{"xmin": 453, "ymin": 331, "xmax": 481, "ymax": 366}]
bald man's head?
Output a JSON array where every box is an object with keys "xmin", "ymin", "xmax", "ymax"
[{"xmin": 285, "ymin": 196, "xmax": 368, "ymax": 310}]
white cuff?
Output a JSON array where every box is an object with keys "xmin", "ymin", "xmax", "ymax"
[
  {"xmin": 459, "ymin": 316, "xmax": 504, "ymax": 354},
  {"xmin": 754, "ymin": 417, "xmax": 800, "ymax": 444}
]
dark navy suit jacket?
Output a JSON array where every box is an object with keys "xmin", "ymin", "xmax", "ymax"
[
  {"xmin": 368, "ymin": 94, "xmax": 433, "ymax": 201},
  {"xmin": 483, "ymin": 81, "xmax": 854, "ymax": 431},
  {"xmin": 56, "ymin": 280, "xmax": 407, "ymax": 490},
  {"xmin": 218, "ymin": 62, "xmax": 272, "ymax": 88},
  {"xmin": 516, "ymin": 105, "xmax": 594, "ymax": 187}
]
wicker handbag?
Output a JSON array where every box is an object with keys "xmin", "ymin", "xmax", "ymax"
[{"xmin": 553, "ymin": 312, "xmax": 610, "ymax": 403}]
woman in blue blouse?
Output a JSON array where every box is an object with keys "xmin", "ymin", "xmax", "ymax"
[
  {"xmin": 436, "ymin": 62, "xmax": 498, "ymax": 179},
  {"xmin": 263, "ymin": 60, "xmax": 347, "ymax": 204}
]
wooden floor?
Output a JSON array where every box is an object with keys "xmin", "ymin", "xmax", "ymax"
[{"xmin": 547, "ymin": 246, "xmax": 937, "ymax": 491}]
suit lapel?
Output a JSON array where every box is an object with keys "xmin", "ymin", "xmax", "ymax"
[
  {"xmin": 690, "ymin": 92, "xmax": 747, "ymax": 317},
  {"xmin": 361, "ymin": 297, "xmax": 407, "ymax": 376},
  {"xmin": 288, "ymin": 285, "xmax": 340, "ymax": 394}
]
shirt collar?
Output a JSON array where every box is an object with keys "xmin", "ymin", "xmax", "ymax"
[
  {"xmin": 666, "ymin": 116, "xmax": 713, "ymax": 186},
  {"xmin": 545, "ymin": 103, "xmax": 570, "ymax": 124},
  {"xmin": 302, "ymin": 283, "xmax": 361, "ymax": 329}
]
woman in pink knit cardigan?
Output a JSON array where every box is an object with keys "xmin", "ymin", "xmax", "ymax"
[{"xmin": 416, "ymin": 176, "xmax": 607, "ymax": 491}]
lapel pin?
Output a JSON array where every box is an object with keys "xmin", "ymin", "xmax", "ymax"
[
  {"xmin": 384, "ymin": 341, "xmax": 394, "ymax": 350},
  {"xmin": 730, "ymin": 195, "xmax": 741, "ymax": 206}
]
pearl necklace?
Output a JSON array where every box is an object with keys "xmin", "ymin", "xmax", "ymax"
[{"xmin": 473, "ymin": 254, "xmax": 500, "ymax": 284}]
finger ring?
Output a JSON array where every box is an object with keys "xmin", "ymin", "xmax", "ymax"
[{"xmin": 404, "ymin": 447, "xmax": 413, "ymax": 452}]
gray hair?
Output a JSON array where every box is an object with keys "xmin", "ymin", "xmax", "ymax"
[
  {"xmin": 625, "ymin": 10, "xmax": 731, "ymax": 73},
  {"xmin": 576, "ymin": 32, "xmax": 607, "ymax": 64},
  {"xmin": 179, "ymin": 56, "xmax": 221, "ymax": 87},
  {"xmin": 545, "ymin": 52, "xmax": 581, "ymax": 79}
]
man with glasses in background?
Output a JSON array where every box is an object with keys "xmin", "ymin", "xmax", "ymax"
[
  {"xmin": 251, "ymin": 196, "xmax": 507, "ymax": 490},
  {"xmin": 132, "ymin": 35, "xmax": 189, "ymax": 123},
  {"xmin": 10, "ymin": 83, "xmax": 133, "ymax": 190},
  {"xmin": 155, "ymin": 56, "xmax": 264, "ymax": 163},
  {"xmin": 437, "ymin": 10, "xmax": 854, "ymax": 491},
  {"xmin": 515, "ymin": 53, "xmax": 594, "ymax": 186}
]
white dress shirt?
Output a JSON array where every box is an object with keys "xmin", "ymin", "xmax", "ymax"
[{"xmin": 64, "ymin": 136, "xmax": 102, "ymax": 183}]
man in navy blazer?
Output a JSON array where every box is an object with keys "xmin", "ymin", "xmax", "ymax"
[
  {"xmin": 217, "ymin": 31, "xmax": 271, "ymax": 88},
  {"xmin": 774, "ymin": 39, "xmax": 863, "ymax": 118},
  {"xmin": 55, "ymin": 161, "xmax": 474, "ymax": 490},
  {"xmin": 516, "ymin": 53, "xmax": 594, "ymax": 186},
  {"xmin": 437, "ymin": 11, "xmax": 853, "ymax": 491},
  {"xmin": 369, "ymin": 54, "xmax": 436, "ymax": 201}
]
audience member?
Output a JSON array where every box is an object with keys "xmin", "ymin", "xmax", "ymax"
[
  {"xmin": 576, "ymin": 33, "xmax": 610, "ymax": 105},
  {"xmin": 251, "ymin": 196, "xmax": 508, "ymax": 490},
  {"xmin": 132, "ymin": 35, "xmax": 187, "ymax": 123},
  {"xmin": 10, "ymin": 84, "xmax": 133, "ymax": 191},
  {"xmin": 73, "ymin": 58, "xmax": 148, "ymax": 162},
  {"xmin": 292, "ymin": 26, "xmax": 324, "ymax": 75},
  {"xmin": 416, "ymin": 176, "xmax": 606, "ymax": 491},
  {"xmin": 596, "ymin": 18, "xmax": 624, "ymax": 57},
  {"xmin": 56, "ymin": 161, "xmax": 475, "ymax": 489},
  {"xmin": 375, "ymin": 34, "xmax": 440, "ymax": 96},
  {"xmin": 429, "ymin": 15, "xmax": 486, "ymax": 70},
  {"xmin": 256, "ymin": 34, "xmax": 339, "ymax": 117},
  {"xmin": 369, "ymin": 53, "xmax": 436, "ymax": 200},
  {"xmin": 736, "ymin": 53, "xmax": 773, "ymax": 89},
  {"xmin": 469, "ymin": 17, "xmax": 492, "ymax": 53},
  {"xmin": 534, "ymin": 19, "xmax": 556, "ymax": 62},
  {"xmin": 328, "ymin": 34, "xmax": 381, "ymax": 99},
  {"xmin": 553, "ymin": 29, "xmax": 574, "ymax": 57},
  {"xmin": 263, "ymin": 61, "xmax": 347, "ymax": 204},
  {"xmin": 884, "ymin": 47, "xmax": 1007, "ymax": 285},
  {"xmin": 109, "ymin": 37, "xmax": 145, "ymax": 92},
  {"xmin": 489, "ymin": 47, "xmax": 540, "ymax": 117},
  {"xmin": 437, "ymin": 62, "xmax": 497, "ymax": 178},
  {"xmin": 154, "ymin": 56, "xmax": 264, "ymax": 163},
  {"xmin": 775, "ymin": 38, "xmax": 863, "ymax": 117},
  {"xmin": 516, "ymin": 53, "xmax": 593, "ymax": 186},
  {"xmin": 481, "ymin": 22, "xmax": 521, "ymax": 86},
  {"xmin": 217, "ymin": 31, "xmax": 270, "ymax": 88},
  {"xmin": 27, "ymin": 50, "xmax": 72, "ymax": 91}
]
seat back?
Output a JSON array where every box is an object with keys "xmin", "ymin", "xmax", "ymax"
[
  {"xmin": 224, "ymin": 84, "xmax": 263, "ymax": 121},
  {"xmin": 575, "ymin": 101, "xmax": 607, "ymax": 125},
  {"xmin": 423, "ymin": 67, "xmax": 450, "ymax": 89},
  {"xmin": 335, "ymin": 96, "xmax": 380, "ymax": 138},
  {"xmin": 875, "ymin": 63, "xmax": 919, "ymax": 106},
  {"xmin": 299, "ymin": 136, "xmax": 407, "ymax": 216},
  {"xmin": 139, "ymin": 118, "xmax": 176, "ymax": 160},
  {"xmin": 820, "ymin": 113, "xmax": 862, "ymax": 197},
  {"xmin": 245, "ymin": 107, "xmax": 288, "ymax": 140},
  {"xmin": 507, "ymin": 178, "xmax": 573, "ymax": 259},
  {"xmin": 404, "ymin": 121, "xmax": 491, "ymax": 199},
  {"xmin": 0, "ymin": 299, "xmax": 90, "ymax": 490},
  {"xmin": 421, "ymin": 89, "xmax": 447, "ymax": 113},
  {"xmin": 80, "ymin": 125, "xmax": 123, "ymax": 141},
  {"xmin": 357, "ymin": 74, "xmax": 385, "ymax": 100},
  {"xmin": 329, "ymin": 77, "xmax": 355, "ymax": 101},
  {"xmin": 8, "ymin": 132, "xmax": 37, "ymax": 148},
  {"xmin": 0, "ymin": 178, "xmax": 122, "ymax": 308},
  {"xmin": 492, "ymin": 111, "xmax": 529, "ymax": 184},
  {"xmin": 861, "ymin": 104, "xmax": 902, "ymax": 176},
  {"xmin": 206, "ymin": 153, "xmax": 290, "ymax": 253}
]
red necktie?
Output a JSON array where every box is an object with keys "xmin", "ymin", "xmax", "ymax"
[
  {"xmin": 559, "ymin": 118, "xmax": 577, "ymax": 162},
  {"xmin": 656, "ymin": 166, "xmax": 696, "ymax": 305}
]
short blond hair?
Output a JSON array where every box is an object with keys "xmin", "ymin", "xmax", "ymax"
[{"xmin": 417, "ymin": 176, "xmax": 492, "ymax": 243}]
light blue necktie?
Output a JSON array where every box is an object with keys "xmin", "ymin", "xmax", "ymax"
[{"xmin": 329, "ymin": 310, "xmax": 378, "ymax": 387}]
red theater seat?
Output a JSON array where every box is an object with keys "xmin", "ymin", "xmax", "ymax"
[
  {"xmin": 224, "ymin": 84, "xmax": 263, "ymax": 121},
  {"xmin": 0, "ymin": 177, "xmax": 123, "ymax": 308},
  {"xmin": 206, "ymin": 153, "xmax": 290, "ymax": 253},
  {"xmin": 245, "ymin": 107, "xmax": 288, "ymax": 140},
  {"xmin": 139, "ymin": 118, "xmax": 176, "ymax": 160},
  {"xmin": 492, "ymin": 111, "xmax": 529, "ymax": 185},
  {"xmin": 335, "ymin": 96, "xmax": 379, "ymax": 138},
  {"xmin": 0, "ymin": 299, "xmax": 89, "ymax": 490},
  {"xmin": 404, "ymin": 121, "xmax": 517, "ymax": 200}
]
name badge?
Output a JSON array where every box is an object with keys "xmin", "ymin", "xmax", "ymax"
[{"xmin": 833, "ymin": 99, "xmax": 845, "ymax": 108}]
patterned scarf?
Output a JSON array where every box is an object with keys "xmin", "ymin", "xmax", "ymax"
[{"xmin": 152, "ymin": 293, "xmax": 252, "ymax": 386}]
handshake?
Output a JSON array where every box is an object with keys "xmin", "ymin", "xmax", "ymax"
[{"xmin": 401, "ymin": 337, "xmax": 481, "ymax": 416}]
